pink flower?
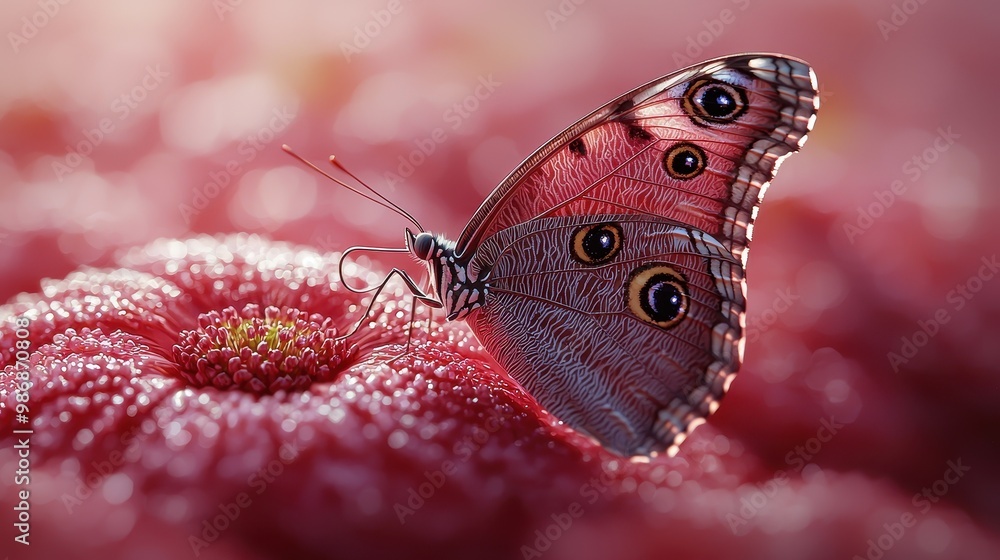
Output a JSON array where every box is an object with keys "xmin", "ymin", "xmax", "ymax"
[
  {"xmin": 172, "ymin": 304, "xmax": 353, "ymax": 394},
  {"xmin": 1, "ymin": 235, "xmax": 996, "ymax": 560}
]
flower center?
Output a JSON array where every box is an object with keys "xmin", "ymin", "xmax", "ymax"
[{"xmin": 173, "ymin": 304, "xmax": 353, "ymax": 394}]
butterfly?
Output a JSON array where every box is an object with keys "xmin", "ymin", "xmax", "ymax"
[{"xmin": 296, "ymin": 53, "xmax": 819, "ymax": 458}]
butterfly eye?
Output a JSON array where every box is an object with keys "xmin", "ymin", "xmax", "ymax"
[
  {"xmin": 571, "ymin": 222, "xmax": 623, "ymax": 265},
  {"xmin": 411, "ymin": 232, "xmax": 436, "ymax": 260},
  {"xmin": 627, "ymin": 264, "xmax": 689, "ymax": 329},
  {"xmin": 663, "ymin": 143, "xmax": 706, "ymax": 180},
  {"xmin": 684, "ymin": 79, "xmax": 747, "ymax": 125}
]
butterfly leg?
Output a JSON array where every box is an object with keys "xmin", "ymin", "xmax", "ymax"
[
  {"xmin": 387, "ymin": 294, "xmax": 421, "ymax": 365},
  {"xmin": 337, "ymin": 267, "xmax": 442, "ymax": 338},
  {"xmin": 337, "ymin": 244, "xmax": 441, "ymax": 327},
  {"xmin": 380, "ymin": 275, "xmax": 444, "ymax": 363},
  {"xmin": 382, "ymin": 300, "xmax": 433, "ymax": 364},
  {"xmin": 423, "ymin": 305, "xmax": 434, "ymax": 342},
  {"xmin": 398, "ymin": 298, "xmax": 436, "ymax": 359}
]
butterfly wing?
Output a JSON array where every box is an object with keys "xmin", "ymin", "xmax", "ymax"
[
  {"xmin": 458, "ymin": 54, "xmax": 818, "ymax": 267},
  {"xmin": 462, "ymin": 54, "xmax": 818, "ymax": 457},
  {"xmin": 472, "ymin": 214, "xmax": 743, "ymax": 456}
]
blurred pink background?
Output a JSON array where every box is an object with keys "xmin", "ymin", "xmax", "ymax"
[{"xmin": 1, "ymin": 0, "xmax": 998, "ymax": 558}]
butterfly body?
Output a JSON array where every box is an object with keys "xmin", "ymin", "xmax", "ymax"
[
  {"xmin": 399, "ymin": 54, "xmax": 819, "ymax": 457},
  {"xmin": 407, "ymin": 231, "xmax": 486, "ymax": 322}
]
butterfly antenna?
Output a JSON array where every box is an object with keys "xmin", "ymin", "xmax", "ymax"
[
  {"xmin": 281, "ymin": 144, "xmax": 422, "ymax": 231},
  {"xmin": 329, "ymin": 155, "xmax": 423, "ymax": 232}
]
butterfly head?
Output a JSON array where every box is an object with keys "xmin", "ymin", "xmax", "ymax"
[
  {"xmin": 405, "ymin": 228, "xmax": 488, "ymax": 322},
  {"xmin": 407, "ymin": 229, "xmax": 437, "ymax": 261}
]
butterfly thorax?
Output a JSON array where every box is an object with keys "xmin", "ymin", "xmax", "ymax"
[{"xmin": 409, "ymin": 231, "xmax": 488, "ymax": 321}]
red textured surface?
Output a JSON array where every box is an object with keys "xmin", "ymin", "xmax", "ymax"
[
  {"xmin": 1, "ymin": 1, "xmax": 999, "ymax": 559},
  {"xmin": 1, "ymin": 236, "xmax": 746, "ymax": 560},
  {"xmin": 0, "ymin": 234, "xmax": 997, "ymax": 560}
]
